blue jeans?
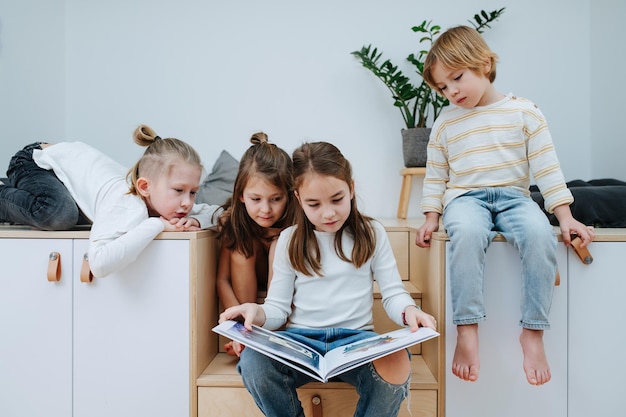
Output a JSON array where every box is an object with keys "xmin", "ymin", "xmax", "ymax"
[
  {"xmin": 0, "ymin": 143, "xmax": 88, "ymax": 229},
  {"xmin": 237, "ymin": 327, "xmax": 410, "ymax": 417},
  {"xmin": 442, "ymin": 187, "xmax": 557, "ymax": 329}
]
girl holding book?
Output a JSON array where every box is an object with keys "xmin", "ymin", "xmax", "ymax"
[{"xmin": 219, "ymin": 141, "xmax": 437, "ymax": 417}]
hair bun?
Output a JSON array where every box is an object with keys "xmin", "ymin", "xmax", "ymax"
[{"xmin": 250, "ymin": 131, "xmax": 269, "ymax": 145}]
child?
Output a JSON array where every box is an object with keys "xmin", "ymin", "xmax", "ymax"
[
  {"xmin": 0, "ymin": 124, "xmax": 221, "ymax": 278},
  {"xmin": 216, "ymin": 132, "xmax": 296, "ymax": 355},
  {"xmin": 415, "ymin": 26, "xmax": 594, "ymax": 386},
  {"xmin": 220, "ymin": 141, "xmax": 437, "ymax": 417}
]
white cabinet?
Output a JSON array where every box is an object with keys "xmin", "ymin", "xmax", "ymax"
[
  {"xmin": 442, "ymin": 238, "xmax": 568, "ymax": 417},
  {"xmin": 434, "ymin": 230, "xmax": 626, "ymax": 417},
  {"xmin": 0, "ymin": 229, "xmax": 217, "ymax": 417},
  {"xmin": 568, "ymin": 241, "xmax": 626, "ymax": 417},
  {"xmin": 72, "ymin": 239, "xmax": 191, "ymax": 417},
  {"xmin": 0, "ymin": 238, "xmax": 73, "ymax": 417}
]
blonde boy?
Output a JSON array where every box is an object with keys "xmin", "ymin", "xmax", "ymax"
[{"xmin": 415, "ymin": 26, "xmax": 594, "ymax": 385}]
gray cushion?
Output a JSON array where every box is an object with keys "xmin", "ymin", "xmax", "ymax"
[{"xmin": 196, "ymin": 150, "xmax": 239, "ymax": 206}]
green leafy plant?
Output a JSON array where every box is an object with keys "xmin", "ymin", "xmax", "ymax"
[{"xmin": 352, "ymin": 8, "xmax": 506, "ymax": 129}]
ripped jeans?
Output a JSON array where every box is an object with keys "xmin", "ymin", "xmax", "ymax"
[{"xmin": 237, "ymin": 327, "xmax": 410, "ymax": 417}]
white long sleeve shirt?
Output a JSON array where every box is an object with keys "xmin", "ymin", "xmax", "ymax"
[
  {"xmin": 34, "ymin": 141, "xmax": 220, "ymax": 277},
  {"xmin": 420, "ymin": 94, "xmax": 573, "ymax": 215},
  {"xmin": 262, "ymin": 220, "xmax": 416, "ymax": 331}
]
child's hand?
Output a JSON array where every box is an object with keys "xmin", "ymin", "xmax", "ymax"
[
  {"xmin": 416, "ymin": 212, "xmax": 441, "ymax": 248},
  {"xmin": 560, "ymin": 220, "xmax": 594, "ymax": 248},
  {"xmin": 219, "ymin": 303, "xmax": 266, "ymax": 330},
  {"xmin": 161, "ymin": 216, "xmax": 201, "ymax": 231},
  {"xmin": 225, "ymin": 340, "xmax": 246, "ymax": 357},
  {"xmin": 403, "ymin": 305, "xmax": 437, "ymax": 332},
  {"xmin": 553, "ymin": 205, "xmax": 595, "ymax": 247}
]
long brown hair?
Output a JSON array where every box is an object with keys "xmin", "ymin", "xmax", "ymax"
[
  {"xmin": 218, "ymin": 132, "xmax": 296, "ymax": 258},
  {"xmin": 289, "ymin": 141, "xmax": 375, "ymax": 276},
  {"xmin": 127, "ymin": 124, "xmax": 203, "ymax": 195}
]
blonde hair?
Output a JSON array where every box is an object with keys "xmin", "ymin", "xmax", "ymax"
[
  {"xmin": 218, "ymin": 132, "xmax": 296, "ymax": 258},
  {"xmin": 289, "ymin": 142, "xmax": 375, "ymax": 276},
  {"xmin": 127, "ymin": 124, "xmax": 203, "ymax": 195},
  {"xmin": 423, "ymin": 25, "xmax": 499, "ymax": 94}
]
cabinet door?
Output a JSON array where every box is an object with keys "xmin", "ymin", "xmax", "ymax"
[
  {"xmin": 72, "ymin": 239, "xmax": 191, "ymax": 417},
  {"xmin": 445, "ymin": 241, "xmax": 568, "ymax": 417},
  {"xmin": 0, "ymin": 238, "xmax": 73, "ymax": 417},
  {"xmin": 568, "ymin": 241, "xmax": 625, "ymax": 417}
]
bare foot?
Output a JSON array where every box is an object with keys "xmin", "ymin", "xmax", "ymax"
[
  {"xmin": 520, "ymin": 328, "xmax": 551, "ymax": 385},
  {"xmin": 452, "ymin": 324, "xmax": 480, "ymax": 382}
]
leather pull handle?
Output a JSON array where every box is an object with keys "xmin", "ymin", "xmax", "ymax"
[
  {"xmin": 80, "ymin": 253, "xmax": 94, "ymax": 283},
  {"xmin": 554, "ymin": 269, "xmax": 560, "ymax": 286},
  {"xmin": 311, "ymin": 395, "xmax": 323, "ymax": 417},
  {"xmin": 571, "ymin": 236, "xmax": 593, "ymax": 265},
  {"xmin": 47, "ymin": 252, "xmax": 61, "ymax": 282}
]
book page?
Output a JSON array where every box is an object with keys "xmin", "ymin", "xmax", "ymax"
[
  {"xmin": 213, "ymin": 321, "xmax": 439, "ymax": 383},
  {"xmin": 323, "ymin": 327, "xmax": 439, "ymax": 379},
  {"xmin": 212, "ymin": 321, "xmax": 324, "ymax": 380}
]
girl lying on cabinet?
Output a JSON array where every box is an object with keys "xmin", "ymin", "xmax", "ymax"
[{"xmin": 0, "ymin": 124, "xmax": 221, "ymax": 277}]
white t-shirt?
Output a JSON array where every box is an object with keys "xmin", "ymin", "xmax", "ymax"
[
  {"xmin": 262, "ymin": 220, "xmax": 415, "ymax": 331},
  {"xmin": 34, "ymin": 141, "xmax": 220, "ymax": 277}
]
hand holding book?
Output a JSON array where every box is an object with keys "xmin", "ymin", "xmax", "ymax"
[{"xmin": 213, "ymin": 320, "xmax": 439, "ymax": 383}]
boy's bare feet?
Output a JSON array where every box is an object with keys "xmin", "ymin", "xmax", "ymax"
[
  {"xmin": 520, "ymin": 328, "xmax": 551, "ymax": 385},
  {"xmin": 452, "ymin": 323, "xmax": 480, "ymax": 382}
]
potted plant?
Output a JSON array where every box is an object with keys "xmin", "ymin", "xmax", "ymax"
[{"xmin": 352, "ymin": 8, "xmax": 505, "ymax": 167}]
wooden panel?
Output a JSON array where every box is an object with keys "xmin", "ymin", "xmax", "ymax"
[
  {"xmin": 408, "ymin": 228, "xmax": 429, "ymax": 287},
  {"xmin": 387, "ymin": 230, "xmax": 409, "ymax": 280},
  {"xmin": 198, "ymin": 353, "xmax": 437, "ymax": 389},
  {"xmin": 298, "ymin": 388, "xmax": 436, "ymax": 417},
  {"xmin": 199, "ymin": 387, "xmax": 264, "ymax": 417},
  {"xmin": 198, "ymin": 387, "xmax": 437, "ymax": 417},
  {"xmin": 190, "ymin": 232, "xmax": 219, "ymax": 417}
]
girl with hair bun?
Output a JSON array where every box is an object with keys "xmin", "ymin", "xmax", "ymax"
[
  {"xmin": 216, "ymin": 132, "xmax": 296, "ymax": 356},
  {"xmin": 0, "ymin": 124, "xmax": 220, "ymax": 277}
]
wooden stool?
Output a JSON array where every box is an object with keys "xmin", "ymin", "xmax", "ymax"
[{"xmin": 397, "ymin": 167, "xmax": 426, "ymax": 219}]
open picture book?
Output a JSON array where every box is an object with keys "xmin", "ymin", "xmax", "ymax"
[{"xmin": 212, "ymin": 320, "xmax": 439, "ymax": 383}]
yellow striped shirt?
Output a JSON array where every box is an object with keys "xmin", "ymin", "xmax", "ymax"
[{"xmin": 420, "ymin": 94, "xmax": 573, "ymax": 214}]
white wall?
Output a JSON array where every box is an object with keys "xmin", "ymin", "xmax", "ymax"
[
  {"xmin": 0, "ymin": 0, "xmax": 66, "ymax": 150},
  {"xmin": 591, "ymin": 0, "xmax": 626, "ymax": 179},
  {"xmin": 0, "ymin": 0, "xmax": 621, "ymax": 219}
]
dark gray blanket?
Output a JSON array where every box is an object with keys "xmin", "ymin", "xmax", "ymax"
[{"xmin": 530, "ymin": 179, "xmax": 626, "ymax": 228}]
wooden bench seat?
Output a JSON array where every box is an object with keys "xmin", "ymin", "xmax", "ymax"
[{"xmin": 197, "ymin": 352, "xmax": 438, "ymax": 417}]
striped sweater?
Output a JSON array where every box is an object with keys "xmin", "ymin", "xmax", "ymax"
[{"xmin": 420, "ymin": 93, "xmax": 573, "ymax": 215}]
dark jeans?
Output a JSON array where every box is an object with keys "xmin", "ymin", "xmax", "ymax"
[{"xmin": 0, "ymin": 142, "xmax": 89, "ymax": 230}]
